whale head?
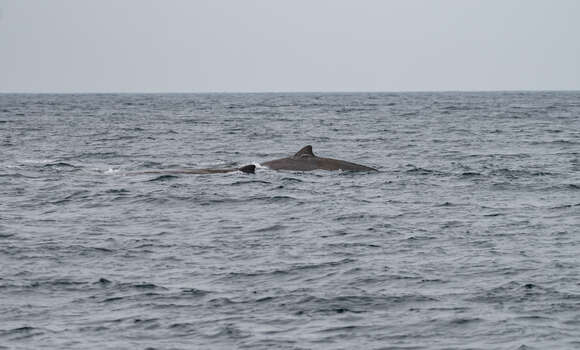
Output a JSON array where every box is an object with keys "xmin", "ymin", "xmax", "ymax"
[{"xmin": 238, "ymin": 164, "xmax": 256, "ymax": 174}]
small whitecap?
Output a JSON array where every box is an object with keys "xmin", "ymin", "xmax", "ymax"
[
  {"xmin": 104, "ymin": 168, "xmax": 121, "ymax": 175},
  {"xmin": 21, "ymin": 159, "xmax": 56, "ymax": 164}
]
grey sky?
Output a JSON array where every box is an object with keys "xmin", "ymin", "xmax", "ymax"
[{"xmin": 1, "ymin": 0, "xmax": 579, "ymax": 93}]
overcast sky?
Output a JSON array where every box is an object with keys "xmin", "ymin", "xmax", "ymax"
[{"xmin": 1, "ymin": 0, "xmax": 579, "ymax": 93}]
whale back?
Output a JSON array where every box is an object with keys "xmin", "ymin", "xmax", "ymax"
[{"xmin": 259, "ymin": 145, "xmax": 377, "ymax": 172}]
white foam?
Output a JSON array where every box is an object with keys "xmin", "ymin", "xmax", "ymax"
[
  {"xmin": 104, "ymin": 168, "xmax": 121, "ymax": 175},
  {"xmin": 21, "ymin": 159, "xmax": 56, "ymax": 164},
  {"xmin": 254, "ymin": 162, "xmax": 269, "ymax": 170}
]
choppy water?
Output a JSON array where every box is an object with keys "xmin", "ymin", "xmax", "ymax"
[{"xmin": 1, "ymin": 92, "xmax": 580, "ymax": 349}]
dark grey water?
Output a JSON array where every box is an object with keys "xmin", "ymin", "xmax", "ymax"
[{"xmin": 1, "ymin": 92, "xmax": 579, "ymax": 349}]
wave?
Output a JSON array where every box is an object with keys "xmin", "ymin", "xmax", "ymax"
[
  {"xmin": 230, "ymin": 180, "xmax": 272, "ymax": 186},
  {"xmin": 0, "ymin": 173, "xmax": 38, "ymax": 179},
  {"xmin": 147, "ymin": 175, "xmax": 179, "ymax": 182},
  {"xmin": 404, "ymin": 166, "xmax": 448, "ymax": 176},
  {"xmin": 550, "ymin": 203, "xmax": 580, "ymax": 210},
  {"xmin": 42, "ymin": 162, "xmax": 78, "ymax": 168},
  {"xmin": 0, "ymin": 326, "xmax": 52, "ymax": 341}
]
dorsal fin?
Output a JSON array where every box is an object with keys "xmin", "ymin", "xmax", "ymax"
[{"xmin": 294, "ymin": 145, "xmax": 315, "ymax": 158}]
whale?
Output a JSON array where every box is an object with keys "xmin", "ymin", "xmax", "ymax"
[
  {"xmin": 260, "ymin": 145, "xmax": 377, "ymax": 172},
  {"xmin": 128, "ymin": 164, "xmax": 255, "ymax": 175},
  {"xmin": 128, "ymin": 145, "xmax": 376, "ymax": 175}
]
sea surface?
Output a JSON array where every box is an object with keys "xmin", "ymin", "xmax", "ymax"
[{"xmin": 1, "ymin": 92, "xmax": 579, "ymax": 349}]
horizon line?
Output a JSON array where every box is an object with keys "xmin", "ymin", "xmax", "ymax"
[{"xmin": 1, "ymin": 88, "xmax": 579, "ymax": 95}]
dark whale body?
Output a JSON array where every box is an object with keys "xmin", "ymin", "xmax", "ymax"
[
  {"xmin": 129, "ymin": 164, "xmax": 255, "ymax": 175},
  {"xmin": 128, "ymin": 146, "xmax": 375, "ymax": 175},
  {"xmin": 261, "ymin": 145, "xmax": 377, "ymax": 172}
]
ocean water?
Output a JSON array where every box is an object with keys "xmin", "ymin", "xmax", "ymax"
[{"xmin": 1, "ymin": 92, "xmax": 579, "ymax": 349}]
